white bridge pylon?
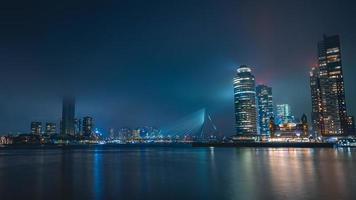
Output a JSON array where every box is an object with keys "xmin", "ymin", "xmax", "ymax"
[{"xmin": 160, "ymin": 108, "xmax": 219, "ymax": 138}]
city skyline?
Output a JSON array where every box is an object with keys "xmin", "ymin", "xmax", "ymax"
[
  {"xmin": 0, "ymin": 0, "xmax": 356, "ymax": 135},
  {"xmin": 2, "ymin": 2, "xmax": 356, "ymax": 200},
  {"xmin": 1, "ymin": 35, "xmax": 356, "ymax": 136}
]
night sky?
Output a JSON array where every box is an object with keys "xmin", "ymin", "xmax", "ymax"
[{"xmin": 1, "ymin": 0, "xmax": 356, "ymax": 135}]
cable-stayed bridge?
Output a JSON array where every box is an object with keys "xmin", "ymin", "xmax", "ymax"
[{"xmin": 160, "ymin": 108, "xmax": 220, "ymax": 140}]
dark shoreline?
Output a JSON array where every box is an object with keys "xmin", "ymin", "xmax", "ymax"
[
  {"xmin": 0, "ymin": 142, "xmax": 340, "ymax": 149},
  {"xmin": 0, "ymin": 143, "xmax": 192, "ymax": 149},
  {"xmin": 192, "ymin": 142, "xmax": 335, "ymax": 148}
]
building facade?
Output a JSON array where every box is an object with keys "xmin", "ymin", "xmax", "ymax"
[
  {"xmin": 256, "ymin": 85, "xmax": 273, "ymax": 136},
  {"xmin": 45, "ymin": 122, "xmax": 56, "ymax": 135},
  {"xmin": 299, "ymin": 114, "xmax": 309, "ymax": 137},
  {"xmin": 276, "ymin": 104, "xmax": 294, "ymax": 124},
  {"xmin": 31, "ymin": 122, "xmax": 42, "ymax": 135},
  {"xmin": 234, "ymin": 65, "xmax": 258, "ymax": 135},
  {"xmin": 310, "ymin": 35, "xmax": 349, "ymax": 136},
  {"xmin": 83, "ymin": 116, "xmax": 94, "ymax": 137},
  {"xmin": 61, "ymin": 97, "xmax": 75, "ymax": 135},
  {"xmin": 74, "ymin": 118, "xmax": 82, "ymax": 135}
]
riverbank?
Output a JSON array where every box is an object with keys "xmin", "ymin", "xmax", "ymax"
[
  {"xmin": 0, "ymin": 142, "xmax": 339, "ymax": 149},
  {"xmin": 192, "ymin": 142, "xmax": 335, "ymax": 148},
  {"xmin": 0, "ymin": 143, "xmax": 192, "ymax": 149}
]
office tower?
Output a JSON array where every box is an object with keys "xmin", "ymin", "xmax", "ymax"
[
  {"xmin": 31, "ymin": 122, "xmax": 42, "ymax": 135},
  {"xmin": 310, "ymin": 35, "xmax": 348, "ymax": 136},
  {"xmin": 74, "ymin": 118, "xmax": 82, "ymax": 135},
  {"xmin": 82, "ymin": 116, "xmax": 94, "ymax": 137},
  {"xmin": 300, "ymin": 114, "xmax": 309, "ymax": 137},
  {"xmin": 45, "ymin": 122, "xmax": 56, "ymax": 135},
  {"xmin": 276, "ymin": 104, "xmax": 293, "ymax": 124},
  {"xmin": 233, "ymin": 65, "xmax": 258, "ymax": 135},
  {"xmin": 61, "ymin": 97, "xmax": 75, "ymax": 135},
  {"xmin": 310, "ymin": 66, "xmax": 323, "ymax": 137},
  {"xmin": 256, "ymin": 85, "xmax": 273, "ymax": 136}
]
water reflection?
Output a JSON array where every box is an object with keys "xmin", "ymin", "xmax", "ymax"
[
  {"xmin": 0, "ymin": 147, "xmax": 355, "ymax": 200},
  {"xmin": 227, "ymin": 148, "xmax": 356, "ymax": 200},
  {"xmin": 93, "ymin": 151, "xmax": 103, "ymax": 200}
]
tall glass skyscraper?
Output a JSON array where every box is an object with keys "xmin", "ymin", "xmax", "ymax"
[
  {"xmin": 234, "ymin": 65, "xmax": 257, "ymax": 135},
  {"xmin": 310, "ymin": 35, "xmax": 348, "ymax": 136},
  {"xmin": 256, "ymin": 85, "xmax": 273, "ymax": 135},
  {"xmin": 276, "ymin": 104, "xmax": 293, "ymax": 124},
  {"xmin": 61, "ymin": 97, "xmax": 75, "ymax": 135}
]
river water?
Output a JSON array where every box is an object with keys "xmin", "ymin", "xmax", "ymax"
[{"xmin": 0, "ymin": 147, "xmax": 355, "ymax": 200}]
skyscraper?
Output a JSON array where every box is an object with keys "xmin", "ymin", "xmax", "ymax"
[
  {"xmin": 276, "ymin": 104, "xmax": 293, "ymax": 124},
  {"xmin": 256, "ymin": 85, "xmax": 273, "ymax": 135},
  {"xmin": 74, "ymin": 118, "xmax": 82, "ymax": 135},
  {"xmin": 82, "ymin": 116, "xmax": 94, "ymax": 137},
  {"xmin": 310, "ymin": 35, "xmax": 348, "ymax": 136},
  {"xmin": 61, "ymin": 97, "xmax": 75, "ymax": 135},
  {"xmin": 31, "ymin": 122, "xmax": 42, "ymax": 135},
  {"xmin": 310, "ymin": 66, "xmax": 323, "ymax": 137},
  {"xmin": 45, "ymin": 122, "xmax": 56, "ymax": 135},
  {"xmin": 234, "ymin": 65, "xmax": 258, "ymax": 135}
]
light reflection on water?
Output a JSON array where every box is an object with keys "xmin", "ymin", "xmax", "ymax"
[{"xmin": 0, "ymin": 147, "xmax": 355, "ymax": 200}]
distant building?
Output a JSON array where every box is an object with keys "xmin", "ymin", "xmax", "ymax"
[
  {"xmin": 109, "ymin": 128, "xmax": 115, "ymax": 139},
  {"xmin": 74, "ymin": 118, "xmax": 82, "ymax": 135},
  {"xmin": 82, "ymin": 116, "xmax": 94, "ymax": 137},
  {"xmin": 13, "ymin": 134, "xmax": 41, "ymax": 145},
  {"xmin": 276, "ymin": 104, "xmax": 294, "ymax": 124},
  {"xmin": 299, "ymin": 114, "xmax": 309, "ymax": 137},
  {"xmin": 0, "ymin": 136, "xmax": 12, "ymax": 145},
  {"xmin": 310, "ymin": 35, "xmax": 349, "ymax": 136},
  {"xmin": 45, "ymin": 122, "xmax": 56, "ymax": 135},
  {"xmin": 256, "ymin": 85, "xmax": 273, "ymax": 136},
  {"xmin": 61, "ymin": 97, "xmax": 75, "ymax": 135},
  {"xmin": 31, "ymin": 122, "xmax": 42, "ymax": 135},
  {"xmin": 233, "ymin": 65, "xmax": 258, "ymax": 135},
  {"xmin": 347, "ymin": 116, "xmax": 355, "ymax": 136},
  {"xmin": 132, "ymin": 129, "xmax": 141, "ymax": 139},
  {"xmin": 118, "ymin": 127, "xmax": 132, "ymax": 140},
  {"xmin": 269, "ymin": 114, "xmax": 309, "ymax": 138},
  {"xmin": 269, "ymin": 116, "xmax": 276, "ymax": 138}
]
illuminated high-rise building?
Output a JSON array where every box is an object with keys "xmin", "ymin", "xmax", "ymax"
[
  {"xmin": 310, "ymin": 35, "xmax": 348, "ymax": 136},
  {"xmin": 45, "ymin": 122, "xmax": 56, "ymax": 135},
  {"xmin": 61, "ymin": 97, "xmax": 75, "ymax": 135},
  {"xmin": 83, "ymin": 116, "xmax": 94, "ymax": 137},
  {"xmin": 276, "ymin": 104, "xmax": 293, "ymax": 124},
  {"xmin": 31, "ymin": 122, "xmax": 42, "ymax": 135},
  {"xmin": 233, "ymin": 65, "xmax": 257, "ymax": 135},
  {"xmin": 256, "ymin": 85, "xmax": 273, "ymax": 135}
]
